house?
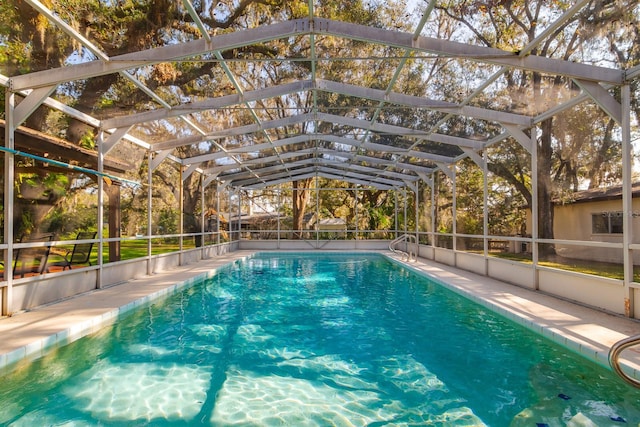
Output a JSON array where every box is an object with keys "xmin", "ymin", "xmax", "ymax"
[{"xmin": 545, "ymin": 182, "xmax": 640, "ymax": 264}]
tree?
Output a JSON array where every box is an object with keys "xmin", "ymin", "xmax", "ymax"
[
  {"xmin": 0, "ymin": 0, "xmax": 301, "ymax": 236},
  {"xmin": 436, "ymin": 0, "xmax": 640, "ymax": 255}
]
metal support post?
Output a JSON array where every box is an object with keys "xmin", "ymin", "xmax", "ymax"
[
  {"xmin": 452, "ymin": 165, "xmax": 457, "ymax": 253},
  {"xmin": 316, "ymin": 177, "xmax": 319, "ymax": 244},
  {"xmin": 2, "ymin": 90, "xmax": 15, "ymax": 316},
  {"xmin": 179, "ymin": 166, "xmax": 184, "ymax": 265},
  {"xmin": 415, "ymin": 181, "xmax": 419, "ymax": 255},
  {"xmin": 355, "ymin": 186, "xmax": 359, "ymax": 240},
  {"xmin": 531, "ymin": 127, "xmax": 539, "ymax": 290},
  {"xmin": 200, "ymin": 174, "xmax": 205, "ymax": 257},
  {"xmin": 415, "ymin": 181, "xmax": 419, "ymax": 235},
  {"xmin": 216, "ymin": 184, "xmax": 221, "ymax": 249},
  {"xmin": 394, "ymin": 191, "xmax": 399, "ymax": 239},
  {"xmin": 96, "ymin": 130, "xmax": 105, "ymax": 289},
  {"xmin": 228, "ymin": 188, "xmax": 232, "ymax": 242},
  {"xmin": 403, "ymin": 188, "xmax": 407, "ymax": 235},
  {"xmin": 622, "ymin": 84, "xmax": 634, "ymax": 317},
  {"xmin": 147, "ymin": 151, "xmax": 153, "ymax": 275},
  {"xmin": 237, "ymin": 188, "xmax": 242, "ymax": 242},
  {"xmin": 483, "ymin": 150, "xmax": 489, "ymax": 274},
  {"xmin": 430, "ymin": 176, "xmax": 435, "ymax": 247},
  {"xmin": 277, "ymin": 186, "xmax": 281, "ymax": 246}
]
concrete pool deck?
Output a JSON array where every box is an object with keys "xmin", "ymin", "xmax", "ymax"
[{"xmin": 1, "ymin": 250, "xmax": 640, "ymax": 383}]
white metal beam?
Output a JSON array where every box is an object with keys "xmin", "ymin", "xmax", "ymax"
[
  {"xmin": 573, "ymin": 79, "xmax": 623, "ymax": 125},
  {"xmin": 103, "ymin": 126, "xmax": 133, "ymax": 155},
  {"xmin": 313, "ymin": 18, "xmax": 623, "ymax": 84},
  {"xmin": 187, "ymin": 135, "xmax": 436, "ymax": 177},
  {"xmin": 320, "ymin": 159, "xmax": 418, "ymax": 181},
  {"xmin": 150, "ymin": 149, "xmax": 173, "ymax": 171},
  {"xmin": 222, "ymin": 159, "xmax": 311, "ymax": 181},
  {"xmin": 5, "ymin": 4, "xmax": 629, "ymax": 195},
  {"xmin": 151, "ymin": 111, "xmax": 483, "ymax": 153},
  {"xmin": 316, "ymin": 172, "xmax": 396, "ymax": 189},
  {"xmin": 461, "ymin": 147, "xmax": 484, "ymax": 168},
  {"xmin": 11, "ymin": 17, "xmax": 622, "ymax": 92},
  {"xmin": 246, "ymin": 170, "xmax": 395, "ymax": 190},
  {"xmin": 24, "ymin": 0, "xmax": 183, "ymax": 132},
  {"xmin": 10, "ymin": 19, "xmax": 311, "ymax": 91},
  {"xmin": 104, "ymin": 77, "xmax": 524, "ymax": 140},
  {"xmin": 102, "ymin": 80, "xmax": 314, "ymax": 130},
  {"xmin": 435, "ymin": 162, "xmax": 455, "ymax": 180},
  {"xmin": 206, "ymin": 150, "xmax": 311, "ymax": 174},
  {"xmin": 316, "ymin": 165, "xmax": 402, "ymax": 186},
  {"xmin": 246, "ymin": 171, "xmax": 317, "ymax": 188},
  {"xmin": 182, "ymin": 163, "xmax": 200, "ymax": 180},
  {"xmin": 13, "ymin": 85, "xmax": 57, "ymax": 128},
  {"xmin": 319, "ymin": 148, "xmax": 434, "ymax": 174},
  {"xmin": 316, "ymin": 79, "xmax": 531, "ymax": 126},
  {"xmin": 183, "ymin": 135, "xmax": 313, "ymax": 166},
  {"xmin": 182, "ymin": 0, "xmax": 212, "ymax": 43},
  {"xmin": 216, "ymin": 150, "xmax": 418, "ymax": 188},
  {"xmin": 417, "ymin": 172, "xmax": 433, "ymax": 187},
  {"xmin": 203, "ymin": 174, "xmax": 219, "ymax": 188},
  {"xmin": 232, "ymin": 166, "xmax": 317, "ymax": 187},
  {"xmin": 504, "ymin": 124, "xmax": 533, "ymax": 154}
]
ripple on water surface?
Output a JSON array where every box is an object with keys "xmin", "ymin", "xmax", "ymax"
[
  {"xmin": 210, "ymin": 362, "xmax": 485, "ymax": 426},
  {"xmin": 2, "ymin": 253, "xmax": 640, "ymax": 426},
  {"xmin": 63, "ymin": 361, "xmax": 212, "ymax": 422}
]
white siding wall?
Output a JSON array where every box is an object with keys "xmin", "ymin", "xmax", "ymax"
[{"xmin": 553, "ymin": 198, "xmax": 640, "ymax": 264}]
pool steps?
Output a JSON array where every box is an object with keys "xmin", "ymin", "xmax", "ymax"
[{"xmin": 388, "ymin": 234, "xmax": 417, "ymax": 262}]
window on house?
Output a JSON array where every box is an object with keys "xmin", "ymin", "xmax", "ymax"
[{"xmin": 592, "ymin": 212, "xmax": 624, "ymax": 234}]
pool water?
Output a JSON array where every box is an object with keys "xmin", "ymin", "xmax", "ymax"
[{"xmin": 0, "ymin": 252, "xmax": 639, "ymax": 426}]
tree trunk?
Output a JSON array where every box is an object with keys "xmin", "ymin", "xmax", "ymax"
[
  {"xmin": 433, "ymin": 173, "xmax": 440, "ymax": 247},
  {"xmin": 182, "ymin": 174, "xmax": 201, "ymax": 245},
  {"xmin": 292, "ymin": 179, "xmax": 311, "ymax": 239},
  {"xmin": 538, "ymin": 117, "xmax": 555, "ymax": 256}
]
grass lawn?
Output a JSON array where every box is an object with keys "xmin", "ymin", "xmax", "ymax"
[
  {"xmin": 5, "ymin": 239, "xmax": 637, "ymax": 282},
  {"xmin": 495, "ymin": 252, "xmax": 640, "ymax": 281},
  {"xmin": 54, "ymin": 243, "xmax": 640, "ymax": 281},
  {"xmin": 48, "ymin": 238, "xmax": 202, "ymax": 266}
]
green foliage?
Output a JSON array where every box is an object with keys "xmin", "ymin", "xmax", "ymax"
[
  {"xmin": 2, "ymin": 0, "xmax": 637, "ymax": 246},
  {"xmin": 0, "ymin": 40, "xmax": 31, "ymax": 76},
  {"xmin": 43, "ymin": 173, "xmax": 70, "ymax": 197},
  {"xmin": 368, "ymin": 206, "xmax": 392, "ymax": 230},
  {"xmin": 0, "ymin": 1, "xmax": 28, "ymax": 77},
  {"xmin": 46, "ymin": 206, "xmax": 96, "ymax": 235},
  {"xmin": 157, "ymin": 208, "xmax": 178, "ymax": 235},
  {"xmin": 16, "ymin": 210, "xmax": 35, "ymax": 238},
  {"xmin": 79, "ymin": 130, "xmax": 96, "ymax": 150},
  {"xmin": 455, "ymin": 159, "xmax": 485, "ymax": 235}
]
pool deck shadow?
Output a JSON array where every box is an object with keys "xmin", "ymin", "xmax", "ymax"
[{"xmin": 1, "ymin": 250, "xmax": 640, "ymax": 383}]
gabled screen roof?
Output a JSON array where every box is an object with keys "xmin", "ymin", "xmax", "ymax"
[{"xmin": 3, "ymin": 0, "xmax": 635, "ymax": 190}]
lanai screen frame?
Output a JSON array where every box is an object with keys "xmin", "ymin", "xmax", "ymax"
[{"xmin": 1, "ymin": 0, "xmax": 639, "ymax": 317}]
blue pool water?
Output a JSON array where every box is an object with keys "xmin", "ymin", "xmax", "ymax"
[{"xmin": 0, "ymin": 252, "xmax": 639, "ymax": 426}]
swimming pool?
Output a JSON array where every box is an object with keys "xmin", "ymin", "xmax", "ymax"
[{"xmin": 0, "ymin": 252, "xmax": 638, "ymax": 425}]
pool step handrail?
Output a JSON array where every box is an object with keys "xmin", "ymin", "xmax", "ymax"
[
  {"xmin": 609, "ymin": 334, "xmax": 640, "ymax": 388},
  {"xmin": 389, "ymin": 234, "xmax": 417, "ymax": 262}
]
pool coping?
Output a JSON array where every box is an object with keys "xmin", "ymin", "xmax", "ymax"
[{"xmin": 1, "ymin": 250, "xmax": 639, "ymax": 382}]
